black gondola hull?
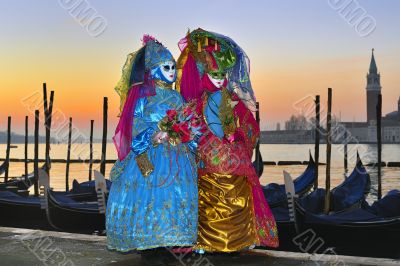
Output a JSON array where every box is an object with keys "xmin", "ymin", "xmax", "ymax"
[
  {"xmin": 298, "ymin": 219, "xmax": 400, "ymax": 258},
  {"xmin": 47, "ymin": 191, "xmax": 105, "ymax": 232},
  {"xmin": 273, "ymin": 220, "xmax": 298, "ymax": 251},
  {"xmin": 0, "ymin": 190, "xmax": 99, "ymax": 230},
  {"xmin": 0, "ymin": 198, "xmax": 50, "ymax": 230},
  {"xmin": 265, "ymin": 216, "xmax": 400, "ymax": 259},
  {"xmin": 295, "ymin": 204, "xmax": 400, "ymax": 259}
]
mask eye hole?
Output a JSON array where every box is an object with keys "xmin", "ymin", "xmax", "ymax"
[
  {"xmin": 209, "ymin": 71, "xmax": 226, "ymax": 79},
  {"xmin": 171, "ymin": 65, "xmax": 175, "ymax": 70},
  {"xmin": 163, "ymin": 65, "xmax": 170, "ymax": 71}
]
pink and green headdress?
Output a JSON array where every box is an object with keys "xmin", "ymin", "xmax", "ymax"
[{"xmin": 177, "ymin": 28, "xmax": 256, "ymax": 110}]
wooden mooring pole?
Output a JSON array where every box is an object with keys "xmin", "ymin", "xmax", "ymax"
[
  {"xmin": 255, "ymin": 102, "xmax": 262, "ymax": 177},
  {"xmin": 4, "ymin": 116, "xmax": 11, "ymax": 183},
  {"xmin": 377, "ymin": 93, "xmax": 382, "ymax": 200},
  {"xmin": 100, "ymin": 97, "xmax": 108, "ymax": 176},
  {"xmin": 314, "ymin": 95, "xmax": 320, "ymax": 190},
  {"xmin": 43, "ymin": 83, "xmax": 48, "ymax": 169},
  {"xmin": 344, "ymin": 130, "xmax": 348, "ymax": 175},
  {"xmin": 65, "ymin": 117, "xmax": 72, "ymax": 192},
  {"xmin": 89, "ymin": 120, "xmax": 94, "ymax": 181},
  {"xmin": 43, "ymin": 83, "xmax": 54, "ymax": 175},
  {"xmin": 34, "ymin": 110, "xmax": 39, "ymax": 196},
  {"xmin": 324, "ymin": 88, "xmax": 332, "ymax": 214},
  {"xmin": 24, "ymin": 116, "xmax": 29, "ymax": 183}
]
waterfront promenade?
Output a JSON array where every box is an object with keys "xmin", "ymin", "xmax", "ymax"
[{"xmin": 0, "ymin": 227, "xmax": 399, "ymax": 266}]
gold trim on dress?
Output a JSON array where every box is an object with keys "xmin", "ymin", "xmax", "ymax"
[
  {"xmin": 154, "ymin": 79, "xmax": 173, "ymax": 89},
  {"xmin": 135, "ymin": 152, "xmax": 154, "ymax": 177},
  {"xmin": 220, "ymin": 88, "xmax": 237, "ymax": 137}
]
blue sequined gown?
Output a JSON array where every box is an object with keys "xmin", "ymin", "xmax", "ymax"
[{"xmin": 106, "ymin": 86, "xmax": 198, "ymax": 252}]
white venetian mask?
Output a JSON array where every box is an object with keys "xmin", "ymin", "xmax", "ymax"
[
  {"xmin": 160, "ymin": 61, "xmax": 176, "ymax": 83},
  {"xmin": 207, "ymin": 72, "xmax": 226, "ymax": 88}
]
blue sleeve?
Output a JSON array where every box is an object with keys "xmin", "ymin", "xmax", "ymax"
[
  {"xmin": 131, "ymin": 97, "xmax": 157, "ymax": 155},
  {"xmin": 204, "ymin": 91, "xmax": 224, "ymax": 139},
  {"xmin": 131, "ymin": 127, "xmax": 155, "ymax": 155}
]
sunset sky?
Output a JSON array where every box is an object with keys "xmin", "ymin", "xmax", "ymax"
[{"xmin": 1, "ymin": 0, "xmax": 399, "ymax": 138}]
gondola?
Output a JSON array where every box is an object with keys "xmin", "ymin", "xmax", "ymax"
[
  {"xmin": 263, "ymin": 152, "xmax": 317, "ymax": 208},
  {"xmin": 45, "ymin": 189, "xmax": 105, "ymax": 232},
  {"xmin": 70, "ymin": 178, "xmax": 111, "ymax": 196},
  {"xmin": 294, "ymin": 190, "xmax": 400, "ymax": 259},
  {"xmin": 296, "ymin": 154, "xmax": 371, "ymax": 214},
  {"xmin": 0, "ymin": 190, "xmax": 49, "ymax": 229},
  {"xmin": 42, "ymin": 170, "xmax": 109, "ymax": 232},
  {"xmin": 0, "ymin": 162, "xmax": 50, "ymax": 191},
  {"xmin": 0, "ymin": 177, "xmax": 107, "ymax": 230},
  {"xmin": 269, "ymin": 155, "xmax": 371, "ymax": 251}
]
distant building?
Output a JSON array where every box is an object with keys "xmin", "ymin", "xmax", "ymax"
[
  {"xmin": 260, "ymin": 130, "xmax": 315, "ymax": 144},
  {"xmin": 261, "ymin": 49, "xmax": 400, "ymax": 144},
  {"xmin": 383, "ymin": 126, "xmax": 400, "ymax": 142},
  {"xmin": 338, "ymin": 122, "xmax": 369, "ymax": 143},
  {"xmin": 382, "ymin": 96, "xmax": 400, "ymax": 122},
  {"xmin": 337, "ymin": 49, "xmax": 400, "ymax": 143},
  {"xmin": 284, "ymin": 115, "xmax": 309, "ymax": 130},
  {"xmin": 276, "ymin": 123, "xmax": 281, "ymax": 131},
  {"xmin": 366, "ymin": 49, "xmax": 382, "ymax": 123}
]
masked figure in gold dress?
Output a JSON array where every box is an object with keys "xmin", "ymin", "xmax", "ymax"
[{"xmin": 177, "ymin": 29, "xmax": 279, "ymax": 253}]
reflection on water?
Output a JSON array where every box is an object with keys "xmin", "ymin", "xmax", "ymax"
[{"xmin": 1, "ymin": 143, "xmax": 399, "ymax": 199}]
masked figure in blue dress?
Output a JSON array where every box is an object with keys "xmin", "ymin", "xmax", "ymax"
[{"xmin": 106, "ymin": 35, "xmax": 198, "ymax": 254}]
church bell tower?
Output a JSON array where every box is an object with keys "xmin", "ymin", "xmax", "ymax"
[
  {"xmin": 366, "ymin": 49, "xmax": 382, "ymax": 123},
  {"xmin": 398, "ymin": 97, "xmax": 400, "ymax": 121}
]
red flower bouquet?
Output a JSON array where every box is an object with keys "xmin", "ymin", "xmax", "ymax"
[{"xmin": 158, "ymin": 101, "xmax": 202, "ymax": 145}]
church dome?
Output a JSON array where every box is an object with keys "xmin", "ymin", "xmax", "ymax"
[{"xmin": 384, "ymin": 110, "xmax": 399, "ymax": 119}]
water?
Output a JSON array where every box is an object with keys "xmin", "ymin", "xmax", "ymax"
[{"xmin": 1, "ymin": 143, "xmax": 399, "ymax": 199}]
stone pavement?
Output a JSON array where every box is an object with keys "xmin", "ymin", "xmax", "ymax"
[{"xmin": 0, "ymin": 227, "xmax": 399, "ymax": 266}]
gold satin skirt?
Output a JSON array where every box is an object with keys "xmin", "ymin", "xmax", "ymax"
[{"xmin": 195, "ymin": 172, "xmax": 256, "ymax": 252}]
